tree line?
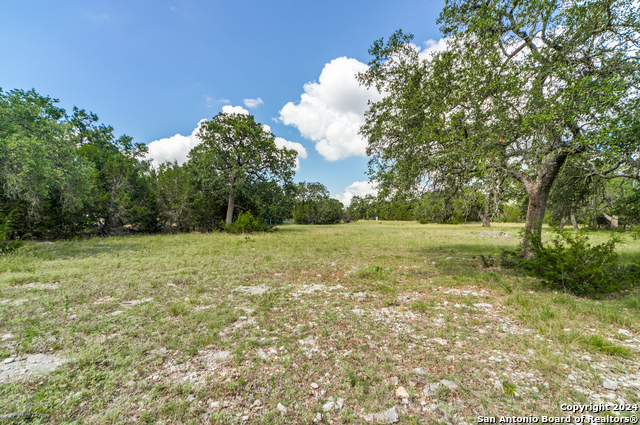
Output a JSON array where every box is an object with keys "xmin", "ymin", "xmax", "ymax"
[
  {"xmin": 1, "ymin": 86, "xmax": 636, "ymax": 241},
  {"xmin": 0, "ymin": 88, "xmax": 354, "ymax": 239}
]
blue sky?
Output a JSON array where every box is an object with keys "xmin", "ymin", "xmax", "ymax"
[{"xmin": 1, "ymin": 0, "xmax": 445, "ymax": 203}]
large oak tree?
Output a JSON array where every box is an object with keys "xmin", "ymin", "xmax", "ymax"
[
  {"xmin": 190, "ymin": 112, "xmax": 297, "ymax": 224},
  {"xmin": 360, "ymin": 0, "xmax": 640, "ymax": 257}
]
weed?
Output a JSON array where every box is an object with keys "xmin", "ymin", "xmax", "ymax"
[
  {"xmin": 0, "ymin": 211, "xmax": 23, "ymax": 254},
  {"xmin": 411, "ymin": 299, "xmax": 435, "ymax": 313},
  {"xmin": 580, "ymin": 334, "xmax": 632, "ymax": 356},
  {"xmin": 359, "ymin": 265, "xmax": 391, "ymax": 280},
  {"xmin": 479, "ymin": 254, "xmax": 498, "ymax": 268},
  {"xmin": 168, "ymin": 302, "xmax": 189, "ymax": 317},
  {"xmin": 376, "ymin": 283, "xmax": 397, "ymax": 295},
  {"xmin": 502, "ymin": 379, "xmax": 517, "ymax": 397},
  {"xmin": 434, "ymin": 384, "xmax": 451, "ymax": 400}
]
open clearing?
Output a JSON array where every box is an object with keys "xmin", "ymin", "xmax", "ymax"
[{"xmin": 1, "ymin": 221, "xmax": 639, "ymax": 424}]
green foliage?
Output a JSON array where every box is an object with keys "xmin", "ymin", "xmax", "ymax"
[
  {"xmin": 516, "ymin": 230, "xmax": 639, "ymax": 296},
  {"xmin": 502, "ymin": 379, "xmax": 517, "ymax": 397},
  {"xmin": 293, "ymin": 182, "xmax": 345, "ymax": 224},
  {"xmin": 614, "ymin": 186, "xmax": 640, "ymax": 227},
  {"xmin": 191, "ymin": 112, "xmax": 297, "ymax": 224},
  {"xmin": 358, "ymin": 265, "xmax": 391, "ymax": 280},
  {"xmin": 501, "ymin": 204, "xmax": 523, "ymax": 223},
  {"xmin": 0, "ymin": 211, "xmax": 23, "ymax": 253},
  {"xmin": 0, "ymin": 89, "xmax": 96, "ymax": 237},
  {"xmin": 361, "ymin": 0, "xmax": 640, "ymax": 256},
  {"xmin": 0, "ymin": 88, "xmax": 160, "ymax": 238},
  {"xmin": 223, "ymin": 211, "xmax": 272, "ymax": 234},
  {"xmin": 346, "ymin": 194, "xmax": 379, "ymax": 220},
  {"xmin": 413, "ymin": 191, "xmax": 474, "ymax": 224},
  {"xmin": 1, "ymin": 88, "xmax": 298, "ymax": 238},
  {"xmin": 293, "ymin": 199, "xmax": 344, "ymax": 224},
  {"xmin": 80, "ymin": 133, "xmax": 158, "ymax": 235}
]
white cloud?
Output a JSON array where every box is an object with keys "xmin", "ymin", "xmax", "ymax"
[
  {"xmin": 243, "ymin": 97, "xmax": 264, "ymax": 108},
  {"xmin": 335, "ymin": 180, "xmax": 378, "ymax": 206},
  {"xmin": 418, "ymin": 38, "xmax": 449, "ymax": 60},
  {"xmin": 146, "ymin": 104, "xmax": 249, "ymax": 166},
  {"xmin": 274, "ymin": 137, "xmax": 307, "ymax": 170},
  {"xmin": 222, "ymin": 105, "xmax": 250, "ymax": 115},
  {"xmin": 263, "ymin": 125, "xmax": 307, "ymax": 170},
  {"xmin": 279, "ymin": 57, "xmax": 384, "ymax": 161},
  {"xmin": 146, "ymin": 120, "xmax": 206, "ymax": 166},
  {"xmin": 146, "ymin": 116, "xmax": 307, "ymax": 172}
]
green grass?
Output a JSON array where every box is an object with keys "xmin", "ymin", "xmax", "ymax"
[{"xmin": 0, "ymin": 221, "xmax": 638, "ymax": 424}]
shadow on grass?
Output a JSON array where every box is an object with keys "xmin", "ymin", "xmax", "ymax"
[
  {"xmin": 412, "ymin": 242, "xmax": 518, "ymax": 258},
  {"xmin": 15, "ymin": 237, "xmax": 136, "ymax": 261}
]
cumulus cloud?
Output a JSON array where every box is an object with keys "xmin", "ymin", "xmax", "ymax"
[
  {"xmin": 335, "ymin": 180, "xmax": 378, "ymax": 206},
  {"xmin": 243, "ymin": 97, "xmax": 264, "ymax": 108},
  {"xmin": 146, "ymin": 104, "xmax": 248, "ymax": 166},
  {"xmin": 222, "ymin": 105, "xmax": 250, "ymax": 115},
  {"xmin": 146, "ymin": 120, "xmax": 205, "ymax": 166},
  {"xmin": 279, "ymin": 57, "xmax": 384, "ymax": 161},
  {"xmin": 274, "ymin": 137, "xmax": 307, "ymax": 170},
  {"xmin": 263, "ymin": 125, "xmax": 307, "ymax": 170}
]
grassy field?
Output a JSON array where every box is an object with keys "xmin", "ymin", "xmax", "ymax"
[{"xmin": 0, "ymin": 221, "xmax": 639, "ymax": 424}]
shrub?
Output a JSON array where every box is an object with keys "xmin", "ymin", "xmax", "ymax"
[
  {"xmin": 501, "ymin": 204, "xmax": 523, "ymax": 223},
  {"xmin": 224, "ymin": 212, "xmax": 272, "ymax": 234},
  {"xmin": 0, "ymin": 212, "xmax": 23, "ymax": 254},
  {"xmin": 516, "ymin": 229, "xmax": 638, "ymax": 296}
]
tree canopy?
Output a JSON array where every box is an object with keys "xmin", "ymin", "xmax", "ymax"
[
  {"xmin": 190, "ymin": 112, "xmax": 297, "ymax": 224},
  {"xmin": 0, "ymin": 89, "xmax": 95, "ymax": 219},
  {"xmin": 0, "ymin": 89, "xmax": 306, "ymax": 239},
  {"xmin": 360, "ymin": 0, "xmax": 640, "ymax": 257},
  {"xmin": 293, "ymin": 182, "xmax": 345, "ymax": 225}
]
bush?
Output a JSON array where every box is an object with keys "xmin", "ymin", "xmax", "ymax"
[
  {"xmin": 0, "ymin": 212, "xmax": 23, "ymax": 254},
  {"xmin": 516, "ymin": 229, "xmax": 638, "ymax": 296},
  {"xmin": 224, "ymin": 212, "xmax": 272, "ymax": 234},
  {"xmin": 501, "ymin": 204, "xmax": 523, "ymax": 223},
  {"xmin": 293, "ymin": 199, "xmax": 344, "ymax": 224}
]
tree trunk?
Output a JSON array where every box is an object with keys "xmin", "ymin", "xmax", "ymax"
[
  {"xmin": 570, "ymin": 206, "xmax": 578, "ymax": 231},
  {"xmin": 478, "ymin": 203, "xmax": 491, "ymax": 227},
  {"xmin": 559, "ymin": 216, "xmax": 567, "ymax": 229},
  {"xmin": 520, "ymin": 153, "xmax": 568, "ymax": 259},
  {"xmin": 226, "ymin": 177, "xmax": 235, "ymax": 225},
  {"xmin": 520, "ymin": 186, "xmax": 551, "ymax": 258},
  {"xmin": 475, "ymin": 199, "xmax": 491, "ymax": 227},
  {"xmin": 602, "ymin": 213, "xmax": 619, "ymax": 229}
]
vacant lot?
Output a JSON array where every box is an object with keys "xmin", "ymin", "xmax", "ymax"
[{"xmin": 1, "ymin": 221, "xmax": 639, "ymax": 424}]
